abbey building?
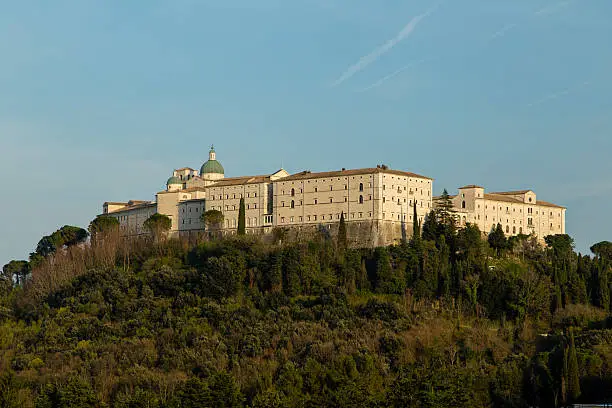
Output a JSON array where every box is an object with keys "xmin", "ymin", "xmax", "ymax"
[{"xmin": 101, "ymin": 147, "xmax": 565, "ymax": 245}]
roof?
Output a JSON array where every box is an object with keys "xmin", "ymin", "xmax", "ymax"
[
  {"xmin": 167, "ymin": 176, "xmax": 182, "ymax": 185},
  {"xmin": 201, "ymin": 159, "xmax": 224, "ymax": 174},
  {"xmin": 484, "ymin": 194, "xmax": 565, "ymax": 208},
  {"xmin": 104, "ymin": 201, "xmax": 128, "ymax": 206},
  {"xmin": 209, "ymin": 175, "xmax": 271, "ymax": 187},
  {"xmin": 280, "ymin": 167, "xmax": 433, "ymax": 182},
  {"xmin": 459, "ymin": 185, "xmax": 484, "ymax": 189},
  {"xmin": 536, "ymin": 200, "xmax": 565, "ymax": 209},
  {"xmin": 489, "ymin": 190, "xmax": 533, "ymax": 195},
  {"xmin": 179, "ymin": 198, "xmax": 206, "ymax": 203},
  {"xmin": 175, "ymin": 167, "xmax": 195, "ymax": 172},
  {"xmin": 156, "ymin": 186, "xmax": 208, "ymax": 195},
  {"xmin": 106, "ymin": 201, "xmax": 156, "ymax": 214}
]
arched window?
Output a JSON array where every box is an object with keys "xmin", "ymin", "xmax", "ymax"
[
  {"xmin": 506, "ymin": 226, "xmax": 510, "ymax": 233},
  {"xmin": 291, "ymin": 188, "xmax": 295, "ymax": 197},
  {"xmin": 359, "ymin": 195, "xmax": 364, "ymax": 204},
  {"xmin": 462, "ymin": 201, "xmax": 466, "ymax": 209},
  {"xmin": 519, "ymin": 227, "xmax": 522, "ymax": 234},
  {"xmin": 359, "ymin": 183, "xmax": 363, "ymax": 192},
  {"xmin": 513, "ymin": 226, "xmax": 516, "ymax": 234},
  {"xmin": 291, "ymin": 200, "xmax": 295, "ymax": 209}
]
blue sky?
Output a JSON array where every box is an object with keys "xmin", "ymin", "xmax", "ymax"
[{"xmin": 1, "ymin": 0, "xmax": 610, "ymax": 264}]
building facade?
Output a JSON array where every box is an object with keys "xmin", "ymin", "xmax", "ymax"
[
  {"xmin": 438, "ymin": 185, "xmax": 566, "ymax": 238},
  {"xmin": 101, "ymin": 147, "xmax": 566, "ymax": 245}
]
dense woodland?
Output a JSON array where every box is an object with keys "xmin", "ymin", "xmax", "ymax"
[{"xmin": 1, "ymin": 196, "xmax": 611, "ymax": 407}]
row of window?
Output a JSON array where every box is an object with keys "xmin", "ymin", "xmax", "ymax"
[
  {"xmin": 279, "ymin": 212, "xmax": 374, "ymax": 223},
  {"xmin": 211, "ymin": 192, "xmax": 258, "ymax": 200}
]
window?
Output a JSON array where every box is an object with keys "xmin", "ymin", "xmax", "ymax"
[
  {"xmin": 313, "ymin": 215, "xmax": 317, "ymax": 221},
  {"xmin": 315, "ymin": 187, "xmax": 318, "ymax": 192},
  {"xmin": 359, "ymin": 195, "xmax": 364, "ymax": 204},
  {"xmin": 359, "ymin": 183, "xmax": 363, "ymax": 192},
  {"xmin": 291, "ymin": 188, "xmax": 295, "ymax": 197},
  {"xmin": 291, "ymin": 200, "xmax": 295, "ymax": 209},
  {"xmin": 461, "ymin": 201, "xmax": 466, "ymax": 209},
  {"xmin": 506, "ymin": 226, "xmax": 509, "ymax": 233},
  {"xmin": 383, "ymin": 185, "xmax": 386, "ymax": 190},
  {"xmin": 281, "ymin": 217, "xmax": 285, "ymax": 223},
  {"xmin": 329, "ymin": 198, "xmax": 333, "ymax": 203},
  {"xmin": 344, "ymin": 197, "xmax": 347, "ymax": 202},
  {"xmin": 383, "ymin": 197, "xmax": 386, "ymax": 203},
  {"xmin": 290, "ymin": 216, "xmax": 294, "ymax": 222},
  {"xmin": 513, "ymin": 226, "xmax": 516, "ymax": 234},
  {"xmin": 330, "ymin": 186, "xmax": 333, "ymax": 191}
]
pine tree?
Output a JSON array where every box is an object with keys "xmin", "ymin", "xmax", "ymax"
[
  {"xmin": 237, "ymin": 198, "xmax": 246, "ymax": 235},
  {"xmin": 421, "ymin": 210, "xmax": 439, "ymax": 242}
]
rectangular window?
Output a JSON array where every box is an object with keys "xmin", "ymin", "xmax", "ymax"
[{"xmin": 314, "ymin": 215, "xmax": 317, "ymax": 221}]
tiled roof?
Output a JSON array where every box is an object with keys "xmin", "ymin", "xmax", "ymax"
[
  {"xmin": 104, "ymin": 201, "xmax": 128, "ymax": 206},
  {"xmin": 489, "ymin": 190, "xmax": 532, "ymax": 195},
  {"xmin": 536, "ymin": 200, "xmax": 565, "ymax": 209},
  {"xmin": 209, "ymin": 175, "xmax": 271, "ymax": 187},
  {"xmin": 459, "ymin": 185, "xmax": 484, "ymax": 189},
  {"xmin": 107, "ymin": 202, "xmax": 156, "ymax": 213},
  {"xmin": 280, "ymin": 167, "xmax": 433, "ymax": 182}
]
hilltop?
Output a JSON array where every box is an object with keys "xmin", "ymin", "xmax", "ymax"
[{"xmin": 1, "ymin": 219, "xmax": 611, "ymax": 407}]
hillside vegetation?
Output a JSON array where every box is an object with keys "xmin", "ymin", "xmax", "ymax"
[{"xmin": 1, "ymin": 212, "xmax": 611, "ymax": 407}]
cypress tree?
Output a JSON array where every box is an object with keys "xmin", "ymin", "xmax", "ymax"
[
  {"xmin": 412, "ymin": 200, "xmax": 420, "ymax": 240},
  {"xmin": 337, "ymin": 211, "xmax": 347, "ymax": 254},
  {"xmin": 488, "ymin": 223, "xmax": 507, "ymax": 257},
  {"xmin": 567, "ymin": 328, "xmax": 581, "ymax": 401},
  {"xmin": 237, "ymin": 197, "xmax": 246, "ymax": 235}
]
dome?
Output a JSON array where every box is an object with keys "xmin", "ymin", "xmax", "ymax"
[
  {"xmin": 200, "ymin": 145, "xmax": 224, "ymax": 175},
  {"xmin": 167, "ymin": 176, "xmax": 182, "ymax": 185}
]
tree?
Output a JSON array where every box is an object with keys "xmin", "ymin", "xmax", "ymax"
[
  {"xmin": 143, "ymin": 213, "xmax": 172, "ymax": 241},
  {"xmin": 337, "ymin": 212, "xmax": 347, "ymax": 253},
  {"xmin": 421, "ymin": 210, "xmax": 439, "ymax": 242},
  {"xmin": 412, "ymin": 200, "xmax": 420, "ymax": 240},
  {"xmin": 202, "ymin": 209, "xmax": 224, "ymax": 238},
  {"xmin": 2, "ymin": 260, "xmax": 30, "ymax": 286},
  {"xmin": 34, "ymin": 225, "xmax": 89, "ymax": 258},
  {"xmin": 590, "ymin": 241, "xmax": 612, "ymax": 261},
  {"xmin": 567, "ymin": 328, "xmax": 581, "ymax": 402},
  {"xmin": 88, "ymin": 215, "xmax": 119, "ymax": 244},
  {"xmin": 237, "ymin": 197, "xmax": 246, "ymax": 235},
  {"xmin": 435, "ymin": 189, "xmax": 457, "ymax": 238},
  {"xmin": 488, "ymin": 224, "xmax": 507, "ymax": 256}
]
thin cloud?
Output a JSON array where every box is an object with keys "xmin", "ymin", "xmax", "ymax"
[
  {"xmin": 527, "ymin": 81, "xmax": 590, "ymax": 107},
  {"xmin": 533, "ymin": 0, "xmax": 573, "ymax": 17},
  {"xmin": 331, "ymin": 5, "xmax": 439, "ymax": 87},
  {"xmin": 357, "ymin": 58, "xmax": 429, "ymax": 92},
  {"xmin": 490, "ymin": 23, "xmax": 518, "ymax": 40},
  {"xmin": 487, "ymin": 1, "xmax": 573, "ymax": 44}
]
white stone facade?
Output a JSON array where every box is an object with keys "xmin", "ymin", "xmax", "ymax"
[
  {"xmin": 437, "ymin": 185, "xmax": 566, "ymax": 239},
  {"xmin": 100, "ymin": 148, "xmax": 566, "ymax": 244}
]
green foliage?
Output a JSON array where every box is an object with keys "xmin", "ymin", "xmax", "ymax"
[
  {"xmin": 237, "ymin": 198, "xmax": 246, "ymax": 235},
  {"xmin": 2, "ymin": 260, "xmax": 31, "ymax": 287},
  {"xmin": 1, "ymin": 225, "xmax": 611, "ymax": 406},
  {"xmin": 88, "ymin": 215, "xmax": 119, "ymax": 243},
  {"xmin": 144, "ymin": 213, "xmax": 172, "ymax": 240},
  {"xmin": 203, "ymin": 209, "xmax": 224, "ymax": 230},
  {"xmin": 488, "ymin": 223, "xmax": 508, "ymax": 256},
  {"xmin": 591, "ymin": 240, "xmax": 612, "ymax": 261},
  {"xmin": 337, "ymin": 212, "xmax": 347, "ymax": 253}
]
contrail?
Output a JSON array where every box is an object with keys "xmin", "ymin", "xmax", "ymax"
[
  {"xmin": 331, "ymin": 5, "xmax": 439, "ymax": 87},
  {"xmin": 357, "ymin": 58, "xmax": 429, "ymax": 92},
  {"xmin": 490, "ymin": 23, "xmax": 517, "ymax": 40},
  {"xmin": 527, "ymin": 81, "xmax": 590, "ymax": 107},
  {"xmin": 533, "ymin": 0, "xmax": 573, "ymax": 17}
]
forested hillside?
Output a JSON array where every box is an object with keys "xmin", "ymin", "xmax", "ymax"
[{"xmin": 1, "ymin": 211, "xmax": 611, "ymax": 407}]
